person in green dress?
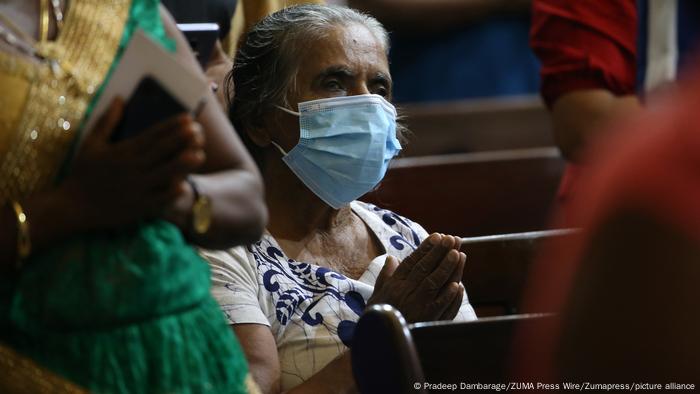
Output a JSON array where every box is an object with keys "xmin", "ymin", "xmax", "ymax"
[{"xmin": 0, "ymin": 0, "xmax": 266, "ymax": 392}]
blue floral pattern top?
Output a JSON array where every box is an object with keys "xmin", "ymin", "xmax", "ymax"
[{"xmin": 204, "ymin": 201, "xmax": 477, "ymax": 391}]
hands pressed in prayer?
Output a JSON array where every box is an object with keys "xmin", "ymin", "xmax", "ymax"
[{"xmin": 368, "ymin": 233, "xmax": 466, "ymax": 322}]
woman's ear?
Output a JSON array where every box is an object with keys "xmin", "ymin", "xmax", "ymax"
[
  {"xmin": 250, "ymin": 108, "xmax": 296, "ymax": 148},
  {"xmin": 246, "ymin": 126, "xmax": 272, "ymax": 147}
]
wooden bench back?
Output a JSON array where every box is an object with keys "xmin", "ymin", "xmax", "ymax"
[
  {"xmin": 410, "ymin": 314, "xmax": 554, "ymax": 385},
  {"xmin": 399, "ymin": 96, "xmax": 553, "ymax": 157},
  {"xmin": 352, "ymin": 306, "xmax": 554, "ymax": 393},
  {"xmin": 362, "ymin": 148, "xmax": 566, "ymax": 237},
  {"xmin": 352, "ymin": 305, "xmax": 426, "ymax": 394},
  {"xmin": 460, "ymin": 229, "xmax": 579, "ymax": 317}
]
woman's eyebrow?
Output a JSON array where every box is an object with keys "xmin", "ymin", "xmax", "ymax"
[
  {"xmin": 370, "ymin": 72, "xmax": 392, "ymax": 87},
  {"xmin": 314, "ymin": 65, "xmax": 355, "ymax": 81}
]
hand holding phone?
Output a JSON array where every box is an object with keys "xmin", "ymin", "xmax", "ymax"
[
  {"xmin": 69, "ymin": 98, "xmax": 205, "ymax": 230},
  {"xmin": 111, "ymin": 76, "xmax": 188, "ymax": 142}
]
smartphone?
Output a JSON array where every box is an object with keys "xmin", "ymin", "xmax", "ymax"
[
  {"xmin": 111, "ymin": 76, "xmax": 188, "ymax": 142},
  {"xmin": 178, "ymin": 23, "xmax": 220, "ymax": 68}
]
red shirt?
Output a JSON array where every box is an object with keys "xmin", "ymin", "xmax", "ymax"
[{"xmin": 531, "ymin": 0, "xmax": 638, "ymax": 107}]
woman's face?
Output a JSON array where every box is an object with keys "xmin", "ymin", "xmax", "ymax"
[
  {"xmin": 271, "ymin": 23, "xmax": 392, "ymax": 151},
  {"xmin": 292, "ymin": 23, "xmax": 391, "ymax": 102}
]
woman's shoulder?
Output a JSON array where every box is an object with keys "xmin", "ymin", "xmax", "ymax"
[
  {"xmin": 202, "ymin": 233, "xmax": 289, "ymax": 278},
  {"xmin": 199, "ymin": 244, "xmax": 258, "ymax": 280}
]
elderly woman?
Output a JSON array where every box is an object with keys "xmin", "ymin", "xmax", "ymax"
[{"xmin": 203, "ymin": 4, "xmax": 477, "ymax": 393}]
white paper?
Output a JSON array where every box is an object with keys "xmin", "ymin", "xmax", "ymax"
[
  {"xmin": 177, "ymin": 23, "xmax": 219, "ymax": 32},
  {"xmin": 79, "ymin": 29, "xmax": 207, "ymax": 144}
]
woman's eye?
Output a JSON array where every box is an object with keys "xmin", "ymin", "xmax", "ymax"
[
  {"xmin": 324, "ymin": 80, "xmax": 343, "ymax": 90},
  {"xmin": 374, "ymin": 87, "xmax": 389, "ymax": 97}
]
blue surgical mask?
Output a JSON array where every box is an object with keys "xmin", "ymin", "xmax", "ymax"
[{"xmin": 272, "ymin": 94, "xmax": 402, "ymax": 209}]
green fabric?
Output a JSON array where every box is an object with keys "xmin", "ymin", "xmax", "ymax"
[{"xmin": 1, "ymin": 1, "xmax": 249, "ymax": 393}]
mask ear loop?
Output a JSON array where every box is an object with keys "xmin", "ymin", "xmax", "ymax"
[
  {"xmin": 270, "ymin": 141, "xmax": 288, "ymax": 156},
  {"xmin": 276, "ymin": 105, "xmax": 301, "ymax": 117},
  {"xmin": 270, "ymin": 105, "xmax": 300, "ymax": 156}
]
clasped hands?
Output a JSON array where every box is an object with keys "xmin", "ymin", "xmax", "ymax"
[{"xmin": 368, "ymin": 233, "xmax": 466, "ymax": 323}]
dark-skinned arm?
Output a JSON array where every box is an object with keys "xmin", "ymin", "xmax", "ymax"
[
  {"xmin": 550, "ymin": 90, "xmax": 640, "ymax": 161},
  {"xmin": 0, "ymin": 185, "xmax": 89, "ymax": 271},
  {"xmin": 205, "ymin": 40, "xmax": 233, "ymax": 109},
  {"xmin": 234, "ymin": 324, "xmax": 357, "ymax": 394},
  {"xmin": 1, "ymin": 8, "xmax": 266, "ymax": 269},
  {"xmin": 160, "ymin": 6, "xmax": 267, "ymax": 248}
]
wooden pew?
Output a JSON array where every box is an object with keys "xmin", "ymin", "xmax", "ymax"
[
  {"xmin": 460, "ymin": 229, "xmax": 579, "ymax": 317},
  {"xmin": 351, "ymin": 305, "xmax": 425, "ymax": 394},
  {"xmin": 352, "ymin": 304, "xmax": 554, "ymax": 393},
  {"xmin": 410, "ymin": 314, "xmax": 553, "ymax": 386},
  {"xmin": 399, "ymin": 96, "xmax": 553, "ymax": 157},
  {"xmin": 362, "ymin": 147, "xmax": 566, "ymax": 237}
]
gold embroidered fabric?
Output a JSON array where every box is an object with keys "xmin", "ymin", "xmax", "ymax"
[
  {"xmin": 0, "ymin": 0, "xmax": 132, "ymax": 203},
  {"xmin": 0, "ymin": 343, "xmax": 88, "ymax": 394}
]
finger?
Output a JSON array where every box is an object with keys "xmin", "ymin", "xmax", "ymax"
[
  {"xmin": 442, "ymin": 235, "xmax": 459, "ymax": 251},
  {"xmin": 450, "ymin": 235, "xmax": 463, "ymax": 250},
  {"xmin": 433, "ymin": 282, "xmax": 463, "ymax": 319},
  {"xmin": 144, "ymin": 121, "xmax": 204, "ymax": 168},
  {"xmin": 121, "ymin": 114, "xmax": 191, "ymax": 153},
  {"xmin": 393, "ymin": 233, "xmax": 440, "ymax": 280},
  {"xmin": 405, "ymin": 234, "xmax": 454, "ymax": 283},
  {"xmin": 145, "ymin": 148, "xmax": 206, "ymax": 190},
  {"xmin": 156, "ymin": 176, "xmax": 188, "ymax": 199},
  {"xmin": 142, "ymin": 180, "xmax": 187, "ymax": 216},
  {"xmin": 447, "ymin": 252, "xmax": 466, "ymax": 284},
  {"xmin": 375, "ymin": 255, "xmax": 399, "ymax": 291},
  {"xmin": 416, "ymin": 249, "xmax": 461, "ymax": 296},
  {"xmin": 92, "ymin": 98, "xmax": 124, "ymax": 140},
  {"xmin": 439, "ymin": 283, "xmax": 465, "ymax": 321}
]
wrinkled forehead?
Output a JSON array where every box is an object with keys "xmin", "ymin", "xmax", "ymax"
[{"xmin": 294, "ymin": 23, "xmax": 390, "ymax": 79}]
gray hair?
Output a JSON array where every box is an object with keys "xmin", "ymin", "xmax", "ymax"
[{"xmin": 226, "ymin": 4, "xmax": 390, "ymax": 146}]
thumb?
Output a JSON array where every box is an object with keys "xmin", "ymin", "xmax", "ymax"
[
  {"xmin": 92, "ymin": 97, "xmax": 124, "ymax": 140},
  {"xmin": 375, "ymin": 255, "xmax": 399, "ymax": 290}
]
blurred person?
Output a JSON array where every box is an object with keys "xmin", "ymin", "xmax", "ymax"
[
  {"xmin": 0, "ymin": 0, "xmax": 266, "ymax": 392},
  {"xmin": 203, "ymin": 4, "xmax": 477, "ymax": 393},
  {"xmin": 178, "ymin": 0, "xmax": 325, "ymax": 107},
  {"xmin": 532, "ymin": 0, "xmax": 638, "ymax": 162},
  {"xmin": 531, "ymin": 0, "xmax": 700, "ymax": 213},
  {"xmin": 161, "ymin": 0, "xmax": 238, "ymax": 107},
  {"xmin": 350, "ymin": 0, "xmax": 539, "ymax": 102},
  {"xmin": 513, "ymin": 55, "xmax": 700, "ymax": 384},
  {"xmin": 0, "ymin": 343, "xmax": 89, "ymax": 392}
]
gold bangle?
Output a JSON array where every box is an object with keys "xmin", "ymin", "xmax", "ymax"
[
  {"xmin": 11, "ymin": 201, "xmax": 31, "ymax": 265},
  {"xmin": 39, "ymin": 0, "xmax": 50, "ymax": 43}
]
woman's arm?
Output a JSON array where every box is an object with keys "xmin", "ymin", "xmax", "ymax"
[
  {"xmin": 204, "ymin": 40, "xmax": 233, "ymax": 109},
  {"xmin": 550, "ymin": 90, "xmax": 640, "ymax": 161},
  {"xmin": 1, "ymin": 100, "xmax": 199, "ymax": 268},
  {"xmin": 233, "ymin": 324, "xmax": 357, "ymax": 394},
  {"xmin": 0, "ymin": 185, "xmax": 86, "ymax": 270},
  {"xmin": 160, "ymin": 6, "xmax": 267, "ymax": 248},
  {"xmin": 1, "ymin": 8, "xmax": 265, "ymax": 268}
]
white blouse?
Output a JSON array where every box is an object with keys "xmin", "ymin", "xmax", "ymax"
[{"xmin": 203, "ymin": 201, "xmax": 477, "ymax": 391}]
